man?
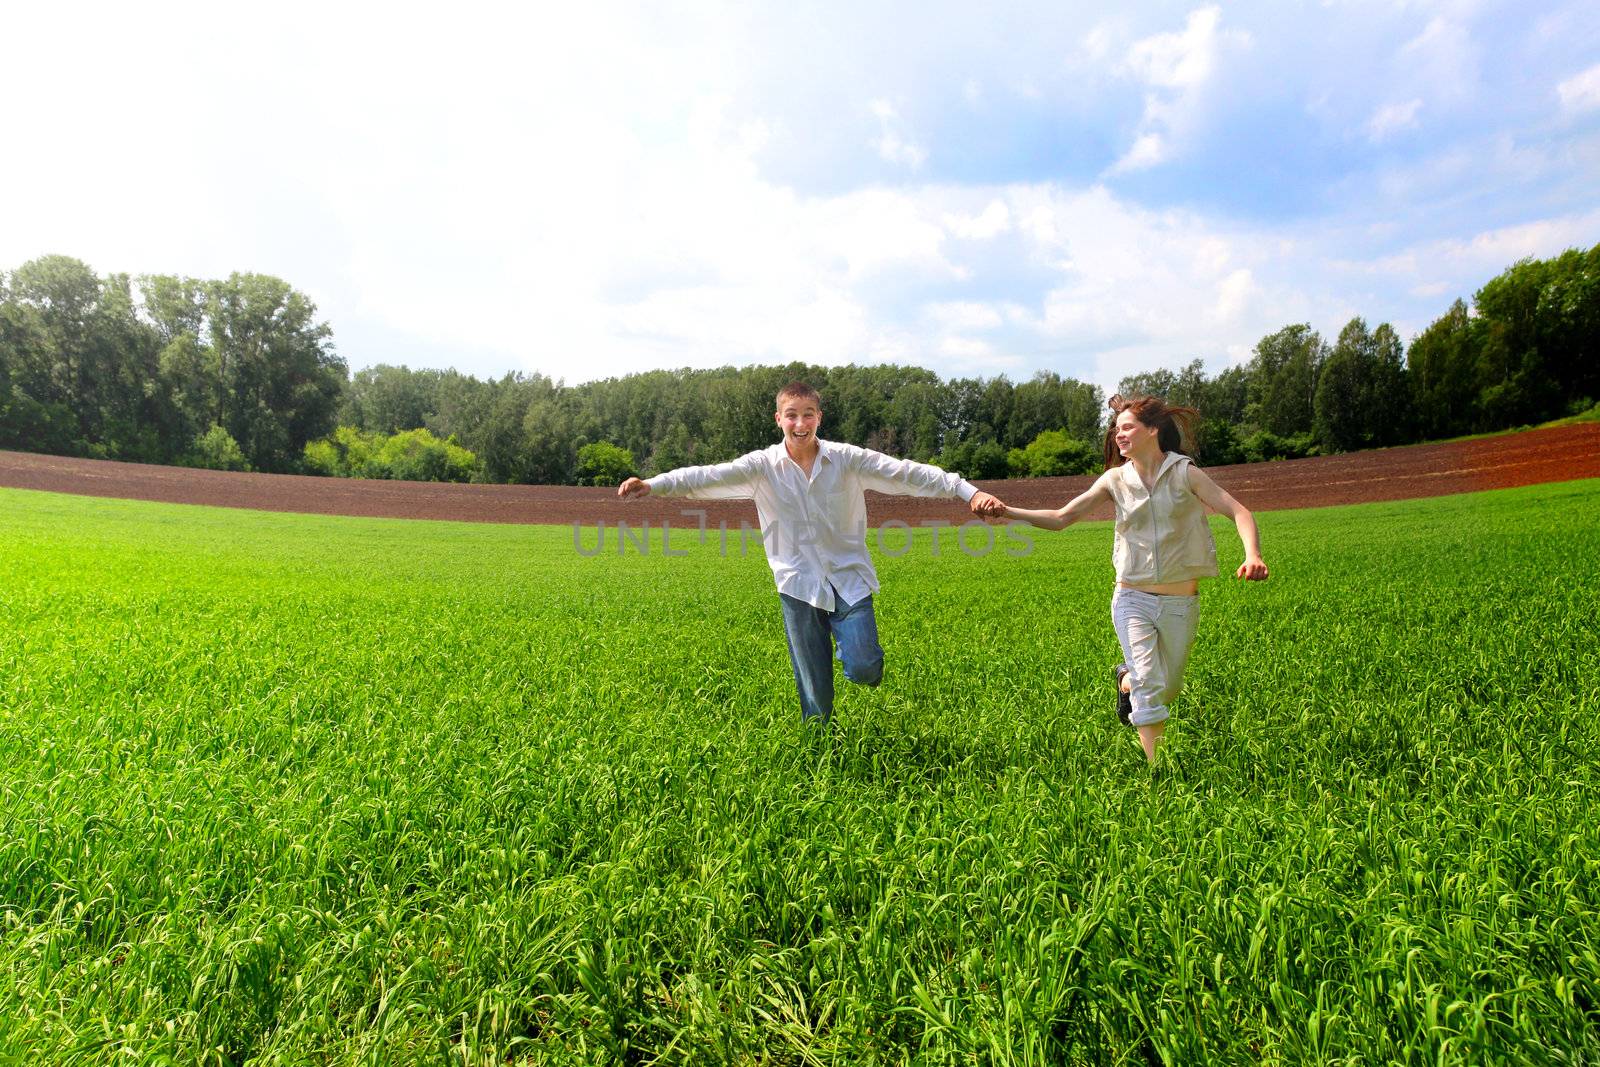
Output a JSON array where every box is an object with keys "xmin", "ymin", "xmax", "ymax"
[{"xmin": 619, "ymin": 381, "xmax": 1003, "ymax": 725}]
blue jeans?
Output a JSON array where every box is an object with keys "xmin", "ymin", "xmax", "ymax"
[{"xmin": 779, "ymin": 589, "xmax": 884, "ymax": 724}]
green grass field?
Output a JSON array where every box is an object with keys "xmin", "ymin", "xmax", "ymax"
[{"xmin": 2, "ymin": 482, "xmax": 1597, "ymax": 1064}]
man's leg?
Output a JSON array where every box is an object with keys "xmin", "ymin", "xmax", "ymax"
[
  {"xmin": 780, "ymin": 594, "xmax": 835, "ymax": 724},
  {"xmin": 829, "ymin": 592, "xmax": 884, "ymax": 688}
]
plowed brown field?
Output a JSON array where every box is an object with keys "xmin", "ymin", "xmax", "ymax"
[{"xmin": 3, "ymin": 423, "xmax": 1597, "ymax": 528}]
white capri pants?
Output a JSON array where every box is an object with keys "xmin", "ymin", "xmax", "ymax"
[{"xmin": 1112, "ymin": 588, "xmax": 1200, "ymax": 727}]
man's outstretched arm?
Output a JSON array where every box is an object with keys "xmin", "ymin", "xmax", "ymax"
[
  {"xmin": 850, "ymin": 447, "xmax": 1002, "ymax": 516},
  {"xmin": 618, "ymin": 452, "xmax": 764, "ymax": 500}
]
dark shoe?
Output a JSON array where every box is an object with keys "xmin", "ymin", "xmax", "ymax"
[{"xmin": 1114, "ymin": 665, "xmax": 1132, "ymax": 726}]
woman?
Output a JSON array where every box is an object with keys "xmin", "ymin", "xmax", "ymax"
[{"xmin": 999, "ymin": 394, "xmax": 1269, "ymax": 762}]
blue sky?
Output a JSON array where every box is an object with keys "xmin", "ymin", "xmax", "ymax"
[{"xmin": 3, "ymin": 1, "xmax": 1597, "ymax": 395}]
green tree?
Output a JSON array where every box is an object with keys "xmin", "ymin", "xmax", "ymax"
[
  {"xmin": 2, "ymin": 256, "xmax": 164, "ymax": 459},
  {"xmin": 1470, "ymin": 245, "xmax": 1600, "ymax": 426},
  {"xmin": 1195, "ymin": 418, "xmax": 1243, "ymax": 465},
  {"xmin": 1248, "ymin": 324, "xmax": 1325, "ymax": 435},
  {"xmin": 1117, "ymin": 367, "xmax": 1176, "ymax": 403},
  {"xmin": 932, "ymin": 438, "xmax": 1008, "ymax": 480},
  {"xmin": 1407, "ymin": 299, "xmax": 1479, "ymax": 438},
  {"xmin": 1473, "ymin": 257, "xmax": 1561, "ymax": 427},
  {"xmin": 1059, "ymin": 377, "xmax": 1106, "ymax": 443},
  {"xmin": 647, "ymin": 421, "xmax": 695, "ymax": 475},
  {"xmin": 1313, "ymin": 317, "xmax": 1410, "ymax": 452},
  {"xmin": 423, "ymin": 370, "xmax": 497, "ymax": 446},
  {"xmin": 341, "ymin": 364, "xmax": 442, "ymax": 434},
  {"xmin": 303, "ymin": 425, "xmax": 478, "ymax": 481},
  {"xmin": 379, "ymin": 428, "xmax": 479, "ymax": 482},
  {"xmin": 0, "ymin": 273, "xmax": 78, "ymax": 454},
  {"xmin": 1539, "ymin": 244, "xmax": 1600, "ymax": 405},
  {"xmin": 888, "ymin": 380, "xmax": 944, "ymax": 461},
  {"xmin": 155, "ymin": 332, "xmax": 224, "ymax": 449},
  {"xmin": 187, "ymin": 424, "xmax": 251, "ymax": 471},
  {"xmin": 140, "ymin": 274, "xmax": 208, "ymax": 343},
  {"xmin": 1006, "ymin": 429, "xmax": 1098, "ymax": 477},
  {"xmin": 521, "ymin": 385, "xmax": 579, "ymax": 484},
  {"xmin": 1368, "ymin": 322, "xmax": 1409, "ymax": 445},
  {"xmin": 1315, "ymin": 318, "xmax": 1380, "ymax": 452},
  {"xmin": 206, "ymin": 273, "xmax": 346, "ymax": 472},
  {"xmin": 1007, "ymin": 371, "xmax": 1102, "ymax": 449},
  {"xmin": 576, "ymin": 441, "xmax": 638, "ymax": 486},
  {"xmin": 1203, "ymin": 364, "xmax": 1249, "ymax": 425},
  {"xmin": 6, "ymin": 256, "xmax": 102, "ymax": 441}
]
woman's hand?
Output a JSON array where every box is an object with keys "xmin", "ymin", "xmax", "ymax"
[{"xmin": 1236, "ymin": 556, "xmax": 1269, "ymax": 580}]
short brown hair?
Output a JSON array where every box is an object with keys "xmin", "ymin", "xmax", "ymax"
[
  {"xmin": 775, "ymin": 380, "xmax": 822, "ymax": 410},
  {"xmin": 1104, "ymin": 393, "xmax": 1199, "ymax": 468}
]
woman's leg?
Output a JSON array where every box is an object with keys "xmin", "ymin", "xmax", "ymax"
[
  {"xmin": 1154, "ymin": 595, "xmax": 1200, "ymax": 708},
  {"xmin": 1114, "ymin": 590, "xmax": 1199, "ymax": 763},
  {"xmin": 1113, "ymin": 590, "xmax": 1167, "ymax": 762},
  {"xmin": 1140, "ymin": 595, "xmax": 1200, "ymax": 761}
]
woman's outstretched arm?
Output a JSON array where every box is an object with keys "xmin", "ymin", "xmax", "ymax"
[{"xmin": 1001, "ymin": 475, "xmax": 1111, "ymax": 531}]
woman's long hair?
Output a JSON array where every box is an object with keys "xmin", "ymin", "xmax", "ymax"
[{"xmin": 1103, "ymin": 393, "xmax": 1200, "ymax": 469}]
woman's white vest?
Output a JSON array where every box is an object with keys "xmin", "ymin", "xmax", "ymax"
[{"xmin": 1106, "ymin": 453, "xmax": 1219, "ymax": 584}]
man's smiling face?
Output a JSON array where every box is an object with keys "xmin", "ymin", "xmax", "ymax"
[{"xmin": 776, "ymin": 396, "xmax": 822, "ymax": 450}]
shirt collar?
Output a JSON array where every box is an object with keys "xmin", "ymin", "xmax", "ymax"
[
  {"xmin": 775, "ymin": 437, "xmax": 831, "ymax": 468},
  {"xmin": 1121, "ymin": 452, "xmax": 1184, "ymax": 489}
]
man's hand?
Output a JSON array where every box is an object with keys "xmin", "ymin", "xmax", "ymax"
[
  {"xmin": 1236, "ymin": 556, "xmax": 1269, "ymax": 580},
  {"xmin": 969, "ymin": 491, "xmax": 1005, "ymax": 518},
  {"xmin": 618, "ymin": 477, "xmax": 651, "ymax": 499}
]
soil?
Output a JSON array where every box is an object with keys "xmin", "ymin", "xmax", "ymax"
[{"xmin": 2, "ymin": 423, "xmax": 1596, "ymax": 528}]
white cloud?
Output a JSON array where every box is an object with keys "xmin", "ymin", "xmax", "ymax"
[
  {"xmin": 926, "ymin": 301, "xmax": 1005, "ymax": 331},
  {"xmin": 811, "ymin": 190, "xmax": 955, "ymax": 281},
  {"xmin": 1081, "ymin": 22, "xmax": 1116, "ymax": 63},
  {"xmin": 1112, "ymin": 133, "xmax": 1169, "ymax": 173},
  {"xmin": 943, "ymin": 200, "xmax": 1012, "ymax": 240},
  {"xmin": 1557, "ymin": 63, "xmax": 1600, "ymax": 115},
  {"xmin": 997, "ymin": 184, "xmax": 1287, "ymax": 371},
  {"xmin": 939, "ymin": 336, "xmax": 999, "ymax": 360},
  {"xmin": 1211, "ymin": 269, "xmax": 1257, "ymax": 323},
  {"xmin": 1123, "ymin": 6, "xmax": 1226, "ymax": 90},
  {"xmin": 878, "ymin": 135, "xmax": 929, "ymax": 169},
  {"xmin": 1416, "ymin": 210, "xmax": 1600, "ymax": 273},
  {"xmin": 1108, "ymin": 6, "xmax": 1249, "ymax": 175},
  {"xmin": 1337, "ymin": 207, "xmax": 1600, "ymax": 286},
  {"xmin": 1399, "ymin": 17, "xmax": 1478, "ymax": 104},
  {"xmin": 870, "ymin": 99, "xmax": 927, "ymax": 169},
  {"xmin": 1368, "ymin": 99, "xmax": 1423, "ymax": 141}
]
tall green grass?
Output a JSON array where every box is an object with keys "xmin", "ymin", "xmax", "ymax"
[{"xmin": 1, "ymin": 482, "xmax": 1596, "ymax": 1064}]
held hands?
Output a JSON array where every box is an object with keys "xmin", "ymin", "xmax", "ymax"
[
  {"xmin": 1236, "ymin": 556, "xmax": 1269, "ymax": 581},
  {"xmin": 969, "ymin": 491, "xmax": 1006, "ymax": 518},
  {"xmin": 618, "ymin": 477, "xmax": 651, "ymax": 499}
]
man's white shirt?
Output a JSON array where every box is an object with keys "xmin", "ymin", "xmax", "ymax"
[{"xmin": 644, "ymin": 439, "xmax": 979, "ymax": 610}]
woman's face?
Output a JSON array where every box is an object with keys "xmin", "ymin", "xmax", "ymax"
[{"xmin": 1115, "ymin": 410, "xmax": 1157, "ymax": 457}]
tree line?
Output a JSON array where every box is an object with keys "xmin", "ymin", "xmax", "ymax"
[{"xmin": 2, "ymin": 245, "xmax": 1594, "ymax": 484}]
